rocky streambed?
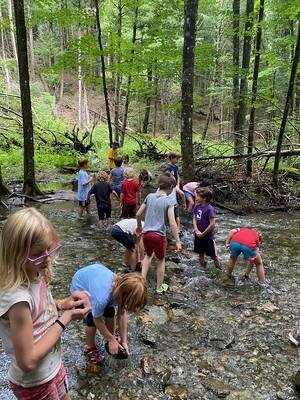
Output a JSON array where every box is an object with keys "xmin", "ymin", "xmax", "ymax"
[{"xmin": 0, "ymin": 202, "xmax": 299, "ymax": 399}]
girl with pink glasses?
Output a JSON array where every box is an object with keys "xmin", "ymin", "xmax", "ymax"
[{"xmin": 0, "ymin": 208, "xmax": 91, "ymax": 400}]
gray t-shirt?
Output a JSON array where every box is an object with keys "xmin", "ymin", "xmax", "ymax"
[{"xmin": 143, "ymin": 192, "xmax": 174, "ymax": 236}]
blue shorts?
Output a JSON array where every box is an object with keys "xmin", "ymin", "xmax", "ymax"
[
  {"xmin": 184, "ymin": 191, "xmax": 194, "ymax": 200},
  {"xmin": 112, "ymin": 184, "xmax": 121, "ymax": 196},
  {"xmin": 229, "ymin": 242, "xmax": 258, "ymax": 261},
  {"xmin": 111, "ymin": 225, "xmax": 135, "ymax": 249}
]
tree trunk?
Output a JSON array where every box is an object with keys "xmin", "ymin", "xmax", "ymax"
[
  {"xmin": 295, "ymin": 70, "xmax": 300, "ymax": 143},
  {"xmin": 78, "ymin": 32, "xmax": 83, "ymax": 129},
  {"xmin": 246, "ymin": 0, "xmax": 264, "ymax": 177},
  {"xmin": 180, "ymin": 0, "xmax": 198, "ymax": 182},
  {"xmin": 0, "ymin": 8, "xmax": 11, "ymax": 92},
  {"xmin": 0, "ymin": 165, "xmax": 10, "ymax": 195},
  {"xmin": 232, "ymin": 0, "xmax": 240, "ymax": 147},
  {"xmin": 273, "ymin": 21, "xmax": 300, "ymax": 187},
  {"xmin": 142, "ymin": 66, "xmax": 153, "ymax": 134},
  {"xmin": 114, "ymin": 0, "xmax": 123, "ymax": 142},
  {"xmin": 83, "ymin": 82, "xmax": 90, "ymax": 127},
  {"xmin": 8, "ymin": 0, "xmax": 18, "ymax": 62},
  {"xmin": 120, "ymin": 4, "xmax": 138, "ymax": 146},
  {"xmin": 153, "ymin": 73, "xmax": 158, "ymax": 136},
  {"xmin": 95, "ymin": 0, "xmax": 113, "ymax": 146},
  {"xmin": 27, "ymin": 0, "xmax": 34, "ymax": 77},
  {"xmin": 13, "ymin": 0, "xmax": 41, "ymax": 195},
  {"xmin": 235, "ymin": 0, "xmax": 254, "ymax": 155}
]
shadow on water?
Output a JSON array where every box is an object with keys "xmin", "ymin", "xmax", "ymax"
[{"xmin": 0, "ymin": 201, "xmax": 299, "ymax": 399}]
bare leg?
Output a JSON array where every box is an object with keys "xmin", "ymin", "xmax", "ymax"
[
  {"xmin": 199, "ymin": 253, "xmax": 206, "ymax": 267},
  {"xmin": 86, "ymin": 203, "xmax": 92, "ymax": 215},
  {"xmin": 128, "ymin": 248, "xmax": 137, "ymax": 271},
  {"xmin": 212, "ymin": 255, "xmax": 221, "ymax": 269},
  {"xmin": 98, "ymin": 219, "xmax": 104, "ymax": 228},
  {"xmin": 105, "ymin": 317, "xmax": 115, "ymax": 335},
  {"xmin": 227, "ymin": 254, "xmax": 237, "ymax": 276},
  {"xmin": 106, "ymin": 217, "xmax": 111, "ymax": 228},
  {"xmin": 156, "ymin": 258, "xmax": 166, "ymax": 290},
  {"xmin": 142, "ymin": 253, "xmax": 153, "ymax": 280},
  {"xmin": 244, "ymin": 262, "xmax": 254, "ymax": 278},
  {"xmin": 254, "ymin": 253, "xmax": 265, "ymax": 284},
  {"xmin": 78, "ymin": 206, "xmax": 84, "ymax": 218},
  {"xmin": 85, "ymin": 326, "xmax": 97, "ymax": 348},
  {"xmin": 62, "ymin": 394, "xmax": 71, "ymax": 400},
  {"xmin": 176, "ymin": 217, "xmax": 181, "ymax": 233}
]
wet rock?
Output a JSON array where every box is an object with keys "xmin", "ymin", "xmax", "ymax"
[
  {"xmin": 208, "ymin": 323, "xmax": 235, "ymax": 350},
  {"xmin": 165, "ymin": 384, "xmax": 189, "ymax": 399},
  {"xmin": 147, "ymin": 306, "xmax": 169, "ymax": 325},
  {"xmin": 139, "ymin": 324, "xmax": 157, "ymax": 347},
  {"xmin": 256, "ymin": 302, "xmax": 279, "ymax": 313},
  {"xmin": 141, "ymin": 355, "xmax": 152, "ymax": 375},
  {"xmin": 203, "ymin": 378, "xmax": 233, "ymax": 398},
  {"xmin": 227, "ymin": 390, "xmax": 257, "ymax": 400}
]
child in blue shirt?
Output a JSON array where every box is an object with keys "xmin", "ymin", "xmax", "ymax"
[
  {"xmin": 70, "ymin": 263, "xmax": 148, "ymax": 365},
  {"xmin": 77, "ymin": 158, "xmax": 93, "ymax": 218}
]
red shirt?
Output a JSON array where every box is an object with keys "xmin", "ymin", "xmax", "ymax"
[
  {"xmin": 231, "ymin": 228, "xmax": 260, "ymax": 249},
  {"xmin": 121, "ymin": 179, "xmax": 141, "ymax": 206}
]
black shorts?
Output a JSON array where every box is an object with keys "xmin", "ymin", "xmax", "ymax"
[
  {"xmin": 174, "ymin": 205, "xmax": 179, "ymax": 219},
  {"xmin": 78, "ymin": 200, "xmax": 90, "ymax": 207},
  {"xmin": 121, "ymin": 204, "xmax": 136, "ymax": 218},
  {"xmin": 97, "ymin": 203, "xmax": 111, "ymax": 220},
  {"xmin": 84, "ymin": 308, "xmax": 115, "ymax": 327},
  {"xmin": 194, "ymin": 235, "xmax": 217, "ymax": 257},
  {"xmin": 111, "ymin": 225, "xmax": 135, "ymax": 249}
]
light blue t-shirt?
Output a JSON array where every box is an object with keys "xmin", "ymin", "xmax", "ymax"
[
  {"xmin": 77, "ymin": 169, "xmax": 91, "ymax": 201},
  {"xmin": 70, "ymin": 264, "xmax": 117, "ymax": 318}
]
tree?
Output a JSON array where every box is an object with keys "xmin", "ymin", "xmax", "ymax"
[
  {"xmin": 0, "ymin": 165, "xmax": 10, "ymax": 196},
  {"xmin": 273, "ymin": 20, "xmax": 300, "ymax": 187},
  {"xmin": 232, "ymin": 0, "xmax": 240, "ymax": 141},
  {"xmin": 95, "ymin": 0, "xmax": 113, "ymax": 146},
  {"xmin": 246, "ymin": 0, "xmax": 264, "ymax": 177},
  {"xmin": 180, "ymin": 0, "xmax": 198, "ymax": 182},
  {"xmin": 13, "ymin": 0, "xmax": 41, "ymax": 196}
]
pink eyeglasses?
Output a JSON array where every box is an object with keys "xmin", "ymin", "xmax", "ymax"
[{"xmin": 27, "ymin": 243, "xmax": 62, "ymax": 266}]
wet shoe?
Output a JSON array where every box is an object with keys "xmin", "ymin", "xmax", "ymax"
[
  {"xmin": 288, "ymin": 329, "xmax": 300, "ymax": 346},
  {"xmin": 258, "ymin": 282, "xmax": 272, "ymax": 290},
  {"xmin": 178, "ymin": 231, "xmax": 183, "ymax": 238},
  {"xmin": 85, "ymin": 347, "xmax": 105, "ymax": 366},
  {"xmin": 156, "ymin": 282, "xmax": 169, "ymax": 294},
  {"xmin": 240, "ymin": 274, "xmax": 250, "ymax": 282}
]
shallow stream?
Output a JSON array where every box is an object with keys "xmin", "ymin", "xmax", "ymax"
[{"xmin": 0, "ymin": 199, "xmax": 299, "ymax": 399}]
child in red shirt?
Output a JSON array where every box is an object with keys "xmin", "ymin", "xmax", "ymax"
[
  {"xmin": 120, "ymin": 168, "xmax": 141, "ymax": 218},
  {"xmin": 225, "ymin": 227, "xmax": 266, "ymax": 285}
]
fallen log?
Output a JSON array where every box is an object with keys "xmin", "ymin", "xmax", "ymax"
[{"xmin": 196, "ymin": 148, "xmax": 300, "ymax": 162}]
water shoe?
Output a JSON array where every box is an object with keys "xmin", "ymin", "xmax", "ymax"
[{"xmin": 288, "ymin": 329, "xmax": 300, "ymax": 346}]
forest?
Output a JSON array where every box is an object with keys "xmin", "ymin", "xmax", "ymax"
[{"xmin": 0, "ymin": 0, "xmax": 299, "ymax": 207}]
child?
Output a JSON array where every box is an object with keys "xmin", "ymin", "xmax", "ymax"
[
  {"xmin": 87, "ymin": 171, "xmax": 115, "ymax": 228},
  {"xmin": 183, "ymin": 182, "xmax": 200, "ymax": 211},
  {"xmin": 111, "ymin": 218, "xmax": 144, "ymax": 272},
  {"xmin": 0, "ymin": 208, "xmax": 91, "ymax": 400},
  {"xmin": 108, "ymin": 141, "xmax": 119, "ymax": 170},
  {"xmin": 193, "ymin": 187, "xmax": 221, "ymax": 269},
  {"xmin": 109, "ymin": 157, "xmax": 125, "ymax": 199},
  {"xmin": 164, "ymin": 152, "xmax": 183, "ymax": 234},
  {"xmin": 139, "ymin": 169, "xmax": 153, "ymax": 188},
  {"xmin": 136, "ymin": 174, "xmax": 182, "ymax": 294},
  {"xmin": 122, "ymin": 154, "xmax": 131, "ymax": 174},
  {"xmin": 77, "ymin": 157, "xmax": 93, "ymax": 218},
  {"xmin": 120, "ymin": 168, "xmax": 141, "ymax": 218},
  {"xmin": 225, "ymin": 227, "xmax": 266, "ymax": 285},
  {"xmin": 70, "ymin": 264, "xmax": 147, "ymax": 363}
]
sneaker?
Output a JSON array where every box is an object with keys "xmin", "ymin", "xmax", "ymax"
[
  {"xmin": 85, "ymin": 347, "xmax": 105, "ymax": 366},
  {"xmin": 156, "ymin": 282, "xmax": 169, "ymax": 294},
  {"xmin": 288, "ymin": 329, "xmax": 300, "ymax": 346}
]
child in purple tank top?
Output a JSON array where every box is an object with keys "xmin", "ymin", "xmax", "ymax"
[{"xmin": 192, "ymin": 187, "xmax": 221, "ymax": 269}]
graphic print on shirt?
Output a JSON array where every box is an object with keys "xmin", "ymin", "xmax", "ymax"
[{"xmin": 196, "ymin": 209, "xmax": 202, "ymax": 220}]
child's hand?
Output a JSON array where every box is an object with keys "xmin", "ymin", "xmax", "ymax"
[
  {"xmin": 175, "ymin": 241, "xmax": 182, "ymax": 253},
  {"xmin": 135, "ymin": 226, "xmax": 142, "ymax": 236},
  {"xmin": 108, "ymin": 338, "xmax": 122, "ymax": 355},
  {"xmin": 59, "ymin": 291, "xmax": 90, "ymax": 311},
  {"xmin": 195, "ymin": 230, "xmax": 203, "ymax": 238},
  {"xmin": 225, "ymin": 243, "xmax": 230, "ymax": 252},
  {"xmin": 119, "ymin": 340, "xmax": 129, "ymax": 354}
]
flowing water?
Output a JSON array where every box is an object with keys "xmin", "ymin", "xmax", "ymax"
[{"xmin": 0, "ymin": 199, "xmax": 299, "ymax": 399}]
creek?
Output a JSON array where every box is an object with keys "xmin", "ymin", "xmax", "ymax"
[{"xmin": 0, "ymin": 199, "xmax": 299, "ymax": 399}]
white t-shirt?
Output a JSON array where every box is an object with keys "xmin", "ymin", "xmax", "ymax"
[
  {"xmin": 115, "ymin": 218, "xmax": 144, "ymax": 234},
  {"xmin": 0, "ymin": 278, "xmax": 61, "ymax": 387}
]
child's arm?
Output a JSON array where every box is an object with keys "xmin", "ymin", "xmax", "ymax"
[
  {"xmin": 136, "ymin": 203, "xmax": 146, "ymax": 235},
  {"xmin": 193, "ymin": 214, "xmax": 201, "ymax": 236},
  {"xmin": 175, "ymin": 186, "xmax": 185, "ymax": 206},
  {"xmin": 9, "ymin": 295, "xmax": 91, "ymax": 372},
  {"xmin": 198, "ymin": 216, "xmax": 216, "ymax": 238},
  {"xmin": 167, "ymin": 206, "xmax": 181, "ymax": 252},
  {"xmin": 117, "ymin": 307, "xmax": 128, "ymax": 353},
  {"xmin": 120, "ymin": 192, "xmax": 124, "ymax": 207},
  {"xmin": 87, "ymin": 184, "xmax": 95, "ymax": 203},
  {"xmin": 93, "ymin": 317, "xmax": 122, "ymax": 355},
  {"xmin": 225, "ymin": 228, "xmax": 239, "ymax": 249},
  {"xmin": 136, "ymin": 190, "xmax": 141, "ymax": 206}
]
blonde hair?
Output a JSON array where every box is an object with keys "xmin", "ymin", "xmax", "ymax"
[
  {"xmin": 113, "ymin": 273, "xmax": 148, "ymax": 313},
  {"xmin": 0, "ymin": 208, "xmax": 59, "ymax": 290},
  {"xmin": 97, "ymin": 171, "xmax": 108, "ymax": 181},
  {"xmin": 124, "ymin": 167, "xmax": 135, "ymax": 179}
]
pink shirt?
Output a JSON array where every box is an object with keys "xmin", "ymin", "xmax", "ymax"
[{"xmin": 183, "ymin": 182, "xmax": 199, "ymax": 195}]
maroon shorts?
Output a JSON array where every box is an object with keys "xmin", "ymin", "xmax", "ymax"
[
  {"xmin": 143, "ymin": 232, "xmax": 167, "ymax": 260},
  {"xmin": 10, "ymin": 364, "xmax": 69, "ymax": 400}
]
